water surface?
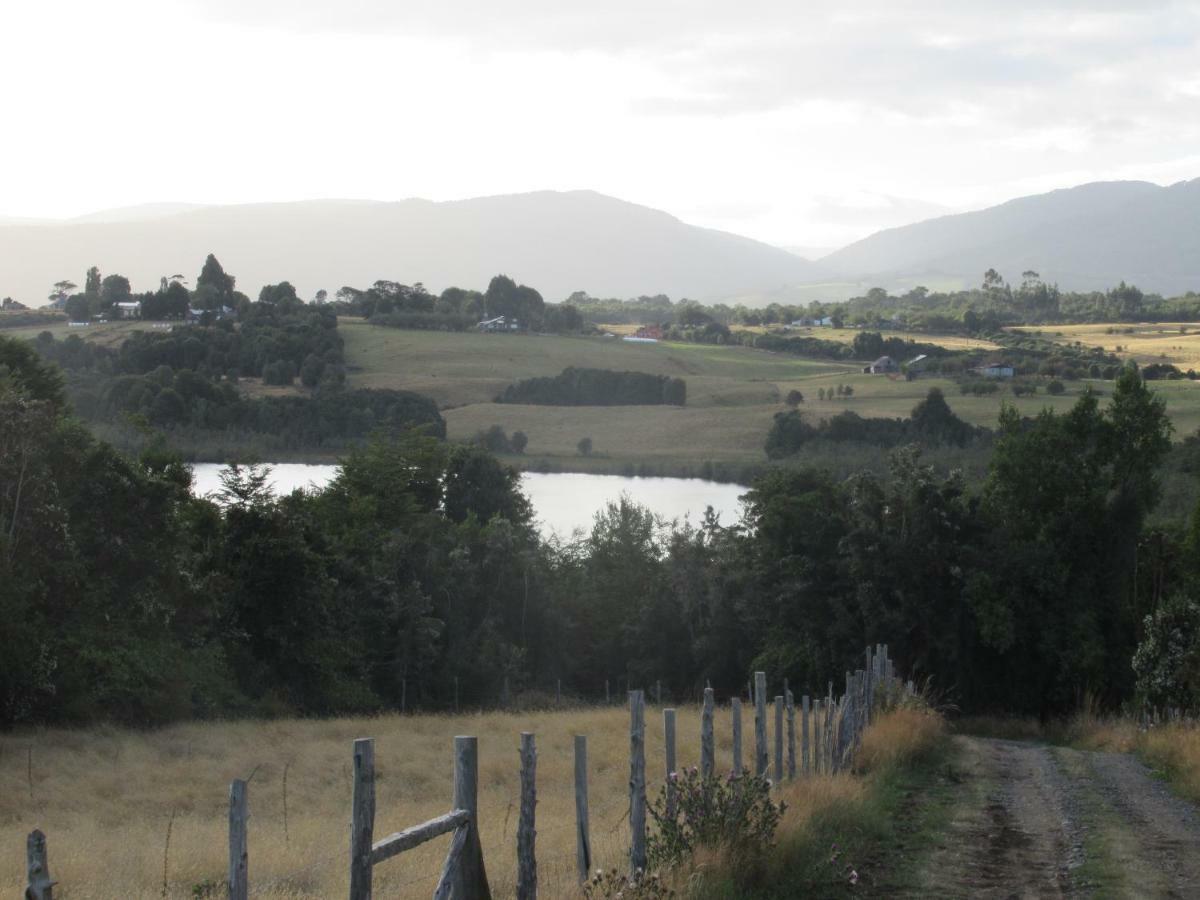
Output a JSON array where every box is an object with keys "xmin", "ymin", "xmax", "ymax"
[{"xmin": 189, "ymin": 464, "xmax": 747, "ymax": 537}]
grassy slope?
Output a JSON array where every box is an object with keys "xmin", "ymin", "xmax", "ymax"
[{"xmin": 341, "ymin": 320, "xmax": 1200, "ymax": 474}]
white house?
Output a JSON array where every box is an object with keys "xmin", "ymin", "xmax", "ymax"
[
  {"xmin": 980, "ymin": 362, "xmax": 1015, "ymax": 378},
  {"xmin": 113, "ymin": 301, "xmax": 142, "ymax": 319},
  {"xmin": 864, "ymin": 355, "xmax": 899, "ymax": 374}
]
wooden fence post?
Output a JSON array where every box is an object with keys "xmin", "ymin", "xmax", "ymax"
[
  {"xmin": 656, "ymin": 680, "xmax": 662, "ymax": 707},
  {"xmin": 605, "ymin": 679, "xmax": 610, "ymax": 705},
  {"xmin": 517, "ymin": 733, "xmax": 537, "ymax": 900},
  {"xmin": 731, "ymin": 697, "xmax": 743, "ymax": 774},
  {"xmin": 786, "ymin": 691, "xmax": 796, "ymax": 780},
  {"xmin": 801, "ymin": 694, "xmax": 811, "ymax": 776},
  {"xmin": 455, "ymin": 676, "xmax": 460, "ymax": 714},
  {"xmin": 503, "ymin": 676, "xmax": 511, "ymax": 708},
  {"xmin": 453, "ymin": 735, "xmax": 492, "ymax": 899},
  {"xmin": 574, "ymin": 735, "xmax": 591, "ymax": 884},
  {"xmin": 26, "ymin": 830, "xmax": 53, "ymax": 900},
  {"xmin": 812, "ymin": 699, "xmax": 822, "ymax": 774},
  {"xmin": 229, "ymin": 778, "xmax": 249, "ymax": 900},
  {"xmin": 701, "ymin": 687, "xmax": 715, "ymax": 778},
  {"xmin": 664, "ymin": 708, "xmax": 677, "ymax": 818},
  {"xmin": 349, "ymin": 738, "xmax": 375, "ymax": 900},
  {"xmin": 629, "ymin": 690, "xmax": 647, "ymax": 875},
  {"xmin": 754, "ymin": 671, "xmax": 768, "ymax": 777},
  {"xmin": 773, "ymin": 696, "xmax": 783, "ymax": 784},
  {"xmin": 401, "ymin": 677, "xmax": 407, "ymax": 716}
]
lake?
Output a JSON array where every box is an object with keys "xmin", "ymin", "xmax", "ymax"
[{"xmin": 189, "ymin": 464, "xmax": 748, "ymax": 537}]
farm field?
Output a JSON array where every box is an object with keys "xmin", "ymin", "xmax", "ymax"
[
  {"xmin": 1016, "ymin": 322, "xmax": 1200, "ymax": 369},
  {"xmin": 798, "ymin": 325, "xmax": 1003, "ymax": 353},
  {"xmin": 3, "ymin": 318, "xmax": 162, "ymax": 348},
  {"xmin": 342, "ymin": 321, "xmax": 1200, "ymax": 470},
  {"xmin": 0, "ymin": 701, "xmax": 857, "ymax": 899}
]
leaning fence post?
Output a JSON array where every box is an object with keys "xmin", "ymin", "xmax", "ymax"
[
  {"xmin": 453, "ymin": 735, "xmax": 492, "ymax": 899},
  {"xmin": 731, "ymin": 697, "xmax": 743, "ymax": 774},
  {"xmin": 801, "ymin": 694, "xmax": 811, "ymax": 776},
  {"xmin": 773, "ymin": 696, "xmax": 784, "ymax": 784},
  {"xmin": 701, "ymin": 687, "xmax": 715, "ymax": 778},
  {"xmin": 754, "ymin": 671, "xmax": 768, "ymax": 777},
  {"xmin": 574, "ymin": 735, "xmax": 592, "ymax": 884},
  {"xmin": 786, "ymin": 691, "xmax": 796, "ymax": 780},
  {"xmin": 629, "ymin": 690, "xmax": 647, "ymax": 875},
  {"xmin": 518, "ymin": 733, "xmax": 537, "ymax": 900},
  {"xmin": 664, "ymin": 708, "xmax": 678, "ymax": 818},
  {"xmin": 26, "ymin": 830, "xmax": 53, "ymax": 900},
  {"xmin": 349, "ymin": 738, "xmax": 375, "ymax": 900},
  {"xmin": 229, "ymin": 779, "xmax": 249, "ymax": 900}
]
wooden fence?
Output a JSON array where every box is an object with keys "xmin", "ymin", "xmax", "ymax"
[{"xmin": 22, "ymin": 644, "xmax": 910, "ymax": 898}]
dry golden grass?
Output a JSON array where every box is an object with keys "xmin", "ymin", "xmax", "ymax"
[
  {"xmin": 856, "ymin": 707, "xmax": 946, "ymax": 774},
  {"xmin": 809, "ymin": 326, "xmax": 1002, "ymax": 353},
  {"xmin": 1138, "ymin": 725, "xmax": 1200, "ymax": 803},
  {"xmin": 0, "ymin": 703, "xmax": 783, "ymax": 899},
  {"xmin": 1022, "ymin": 322, "xmax": 1200, "ymax": 369}
]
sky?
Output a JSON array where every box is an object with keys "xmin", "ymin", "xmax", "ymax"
[{"xmin": 3, "ymin": 0, "xmax": 1200, "ymax": 250}]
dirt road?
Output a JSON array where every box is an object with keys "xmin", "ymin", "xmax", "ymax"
[{"xmin": 917, "ymin": 736, "xmax": 1200, "ymax": 898}]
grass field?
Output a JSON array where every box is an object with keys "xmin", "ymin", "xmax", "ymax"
[
  {"xmin": 341, "ymin": 321, "xmax": 1200, "ymax": 471},
  {"xmin": 799, "ymin": 325, "xmax": 1002, "ymax": 353},
  {"xmin": 1017, "ymin": 322, "xmax": 1200, "ymax": 369},
  {"xmin": 0, "ymin": 703, "xmax": 936, "ymax": 899},
  {"xmin": 3, "ymin": 319, "xmax": 162, "ymax": 348}
]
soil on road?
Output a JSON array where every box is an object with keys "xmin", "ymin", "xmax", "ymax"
[{"xmin": 917, "ymin": 736, "xmax": 1200, "ymax": 898}]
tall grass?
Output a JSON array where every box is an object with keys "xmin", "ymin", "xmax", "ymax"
[
  {"xmin": 0, "ymin": 703, "xmax": 762, "ymax": 899},
  {"xmin": 679, "ymin": 707, "xmax": 947, "ymax": 899}
]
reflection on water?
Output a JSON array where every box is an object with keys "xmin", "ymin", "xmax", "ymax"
[{"xmin": 189, "ymin": 464, "xmax": 747, "ymax": 537}]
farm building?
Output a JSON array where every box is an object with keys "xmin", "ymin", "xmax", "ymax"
[
  {"xmin": 477, "ymin": 315, "xmax": 520, "ymax": 333},
  {"xmin": 864, "ymin": 355, "xmax": 899, "ymax": 374},
  {"xmin": 634, "ymin": 324, "xmax": 664, "ymax": 340},
  {"xmin": 112, "ymin": 301, "xmax": 142, "ymax": 319},
  {"xmin": 977, "ymin": 361, "xmax": 1015, "ymax": 378}
]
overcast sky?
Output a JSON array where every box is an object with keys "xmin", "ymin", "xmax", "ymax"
[{"xmin": 4, "ymin": 0, "xmax": 1199, "ymax": 249}]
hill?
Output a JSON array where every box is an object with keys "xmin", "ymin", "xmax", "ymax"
[
  {"xmin": 822, "ymin": 179, "xmax": 1200, "ymax": 295},
  {"xmin": 0, "ymin": 191, "xmax": 822, "ymax": 306}
]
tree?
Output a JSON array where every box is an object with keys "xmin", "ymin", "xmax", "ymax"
[
  {"xmin": 577, "ymin": 436, "xmax": 593, "ymax": 456},
  {"xmin": 99, "ymin": 274, "xmax": 132, "ymax": 309},
  {"xmin": 982, "ymin": 268, "xmax": 1004, "ymax": 292},
  {"xmin": 49, "ymin": 280, "xmax": 76, "ymax": 304},
  {"xmin": 314, "ymin": 289, "xmax": 328, "ymax": 304},
  {"xmin": 196, "ymin": 254, "xmax": 236, "ymax": 309},
  {"xmin": 511, "ymin": 431, "xmax": 528, "ymax": 454},
  {"xmin": 85, "ymin": 266, "xmax": 101, "ymax": 296},
  {"xmin": 785, "ymin": 390, "xmax": 804, "ymax": 406}
]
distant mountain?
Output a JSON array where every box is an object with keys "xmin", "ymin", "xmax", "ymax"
[
  {"xmin": 68, "ymin": 202, "xmax": 208, "ymax": 224},
  {"xmin": 0, "ymin": 191, "xmax": 822, "ymax": 306},
  {"xmin": 822, "ymin": 179, "xmax": 1200, "ymax": 296}
]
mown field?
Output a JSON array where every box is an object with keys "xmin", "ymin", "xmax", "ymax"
[
  {"xmin": 341, "ymin": 321, "xmax": 1200, "ymax": 471},
  {"xmin": 1020, "ymin": 322, "xmax": 1200, "ymax": 369},
  {"xmin": 3, "ymin": 318, "xmax": 161, "ymax": 348},
  {"xmin": 0, "ymin": 702, "xmax": 939, "ymax": 899}
]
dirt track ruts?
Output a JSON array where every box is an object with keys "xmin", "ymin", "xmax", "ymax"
[{"xmin": 918, "ymin": 736, "xmax": 1200, "ymax": 898}]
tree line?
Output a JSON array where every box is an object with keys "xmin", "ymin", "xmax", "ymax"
[{"xmin": 497, "ymin": 367, "xmax": 687, "ymax": 406}]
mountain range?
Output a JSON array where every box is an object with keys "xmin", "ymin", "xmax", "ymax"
[
  {"xmin": 2, "ymin": 179, "xmax": 1198, "ymax": 307},
  {"xmin": 0, "ymin": 192, "xmax": 820, "ymax": 306},
  {"xmin": 822, "ymin": 179, "xmax": 1200, "ymax": 296}
]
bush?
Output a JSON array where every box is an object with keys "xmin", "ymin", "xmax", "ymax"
[
  {"xmin": 1133, "ymin": 594, "xmax": 1200, "ymax": 711},
  {"xmin": 647, "ymin": 767, "xmax": 785, "ymax": 869},
  {"xmin": 1047, "ymin": 380, "xmax": 1065, "ymax": 395},
  {"xmin": 785, "ymin": 389, "xmax": 804, "ymax": 406},
  {"xmin": 510, "ymin": 430, "xmax": 528, "ymax": 454},
  {"xmin": 577, "ymin": 436, "xmax": 593, "ymax": 456},
  {"xmin": 499, "ymin": 367, "xmax": 686, "ymax": 406}
]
